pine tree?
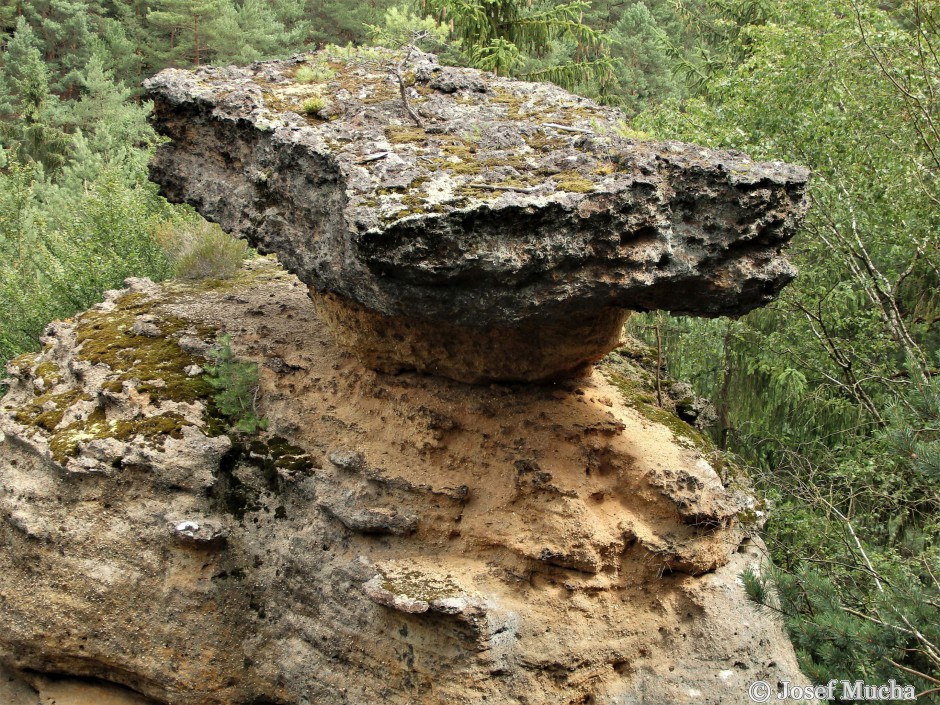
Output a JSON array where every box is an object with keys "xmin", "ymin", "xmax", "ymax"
[
  {"xmin": 96, "ymin": 0, "xmax": 157, "ymax": 85},
  {"xmin": 17, "ymin": 0, "xmax": 95, "ymax": 94},
  {"xmin": 53, "ymin": 53, "xmax": 156, "ymax": 188},
  {"xmin": 307, "ymin": 0, "xmax": 397, "ymax": 46},
  {"xmin": 89, "ymin": 15, "xmax": 147, "ymax": 90},
  {"xmin": 0, "ymin": 17, "xmax": 69, "ymax": 171},
  {"xmin": 607, "ymin": 2, "xmax": 679, "ymax": 115},
  {"xmin": 147, "ymin": 0, "xmax": 227, "ymax": 67},
  {"xmin": 211, "ymin": 0, "xmax": 291, "ymax": 65},
  {"xmin": 0, "ymin": 0, "xmax": 19, "ymax": 35},
  {"xmin": 414, "ymin": 0, "xmax": 618, "ymax": 95}
]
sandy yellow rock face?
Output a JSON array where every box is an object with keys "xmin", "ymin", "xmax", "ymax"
[{"xmin": 0, "ymin": 259, "xmax": 811, "ymax": 704}]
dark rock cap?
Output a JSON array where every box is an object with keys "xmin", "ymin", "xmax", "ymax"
[{"xmin": 144, "ymin": 48, "xmax": 809, "ymax": 383}]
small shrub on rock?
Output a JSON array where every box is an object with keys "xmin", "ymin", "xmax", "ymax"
[
  {"xmin": 301, "ymin": 96, "xmax": 326, "ymax": 115},
  {"xmin": 205, "ymin": 334, "xmax": 268, "ymax": 435}
]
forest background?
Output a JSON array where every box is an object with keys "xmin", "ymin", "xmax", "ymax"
[{"xmin": 1, "ymin": 0, "xmax": 938, "ymax": 698}]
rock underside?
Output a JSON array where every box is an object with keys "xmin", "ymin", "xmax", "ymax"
[
  {"xmin": 145, "ymin": 48, "xmax": 809, "ymax": 383},
  {"xmin": 0, "ymin": 259, "xmax": 811, "ymax": 705}
]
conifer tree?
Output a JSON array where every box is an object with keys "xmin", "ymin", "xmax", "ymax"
[
  {"xmin": 147, "ymin": 0, "xmax": 226, "ymax": 67},
  {"xmin": 17, "ymin": 0, "xmax": 95, "ymax": 93},
  {"xmin": 211, "ymin": 0, "xmax": 291, "ymax": 65},
  {"xmin": 607, "ymin": 2, "xmax": 679, "ymax": 115},
  {"xmin": 415, "ymin": 0, "xmax": 618, "ymax": 95},
  {"xmin": 0, "ymin": 17, "xmax": 69, "ymax": 171},
  {"xmin": 307, "ymin": 0, "xmax": 397, "ymax": 46},
  {"xmin": 54, "ymin": 53, "xmax": 155, "ymax": 188}
]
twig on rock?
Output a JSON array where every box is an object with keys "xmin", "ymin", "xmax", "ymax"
[
  {"xmin": 392, "ymin": 36, "xmax": 428, "ymax": 129},
  {"xmin": 544, "ymin": 122, "xmax": 595, "ymax": 135},
  {"xmin": 358, "ymin": 152, "xmax": 390, "ymax": 164}
]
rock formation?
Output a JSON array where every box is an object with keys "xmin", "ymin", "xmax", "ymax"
[
  {"xmin": 0, "ymin": 259, "xmax": 813, "ymax": 704},
  {"xmin": 144, "ymin": 48, "xmax": 809, "ymax": 383},
  {"xmin": 0, "ymin": 50, "xmax": 815, "ymax": 704}
]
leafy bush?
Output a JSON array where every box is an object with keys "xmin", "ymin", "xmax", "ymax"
[
  {"xmin": 153, "ymin": 218, "xmax": 247, "ymax": 281},
  {"xmin": 205, "ymin": 334, "xmax": 268, "ymax": 435}
]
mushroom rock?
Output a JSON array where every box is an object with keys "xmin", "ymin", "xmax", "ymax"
[
  {"xmin": 144, "ymin": 48, "xmax": 809, "ymax": 384},
  {"xmin": 0, "ymin": 49, "xmax": 816, "ymax": 705}
]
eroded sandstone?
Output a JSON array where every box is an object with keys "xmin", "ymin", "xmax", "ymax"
[
  {"xmin": 0, "ymin": 259, "xmax": 812, "ymax": 704},
  {"xmin": 144, "ymin": 48, "xmax": 809, "ymax": 382}
]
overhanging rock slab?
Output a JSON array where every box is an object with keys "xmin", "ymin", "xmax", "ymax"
[{"xmin": 145, "ymin": 48, "xmax": 809, "ymax": 383}]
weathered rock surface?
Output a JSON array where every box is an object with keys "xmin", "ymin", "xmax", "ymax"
[
  {"xmin": 0, "ymin": 259, "xmax": 813, "ymax": 704},
  {"xmin": 144, "ymin": 48, "xmax": 809, "ymax": 383}
]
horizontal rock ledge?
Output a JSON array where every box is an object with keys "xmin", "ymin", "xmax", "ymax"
[{"xmin": 144, "ymin": 47, "xmax": 810, "ymax": 383}]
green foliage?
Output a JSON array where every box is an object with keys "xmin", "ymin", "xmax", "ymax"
[
  {"xmin": 3, "ymin": 0, "xmax": 936, "ymax": 691},
  {"xmin": 632, "ymin": 0, "xmax": 940, "ymax": 690},
  {"xmin": 294, "ymin": 66, "xmax": 315, "ymax": 83},
  {"xmin": 0, "ymin": 18, "xmax": 70, "ymax": 172},
  {"xmin": 306, "ymin": 0, "xmax": 399, "ymax": 46},
  {"xmin": 210, "ymin": 0, "xmax": 295, "ymax": 65},
  {"xmin": 300, "ymin": 95, "xmax": 326, "ymax": 115},
  {"xmin": 606, "ymin": 2, "xmax": 681, "ymax": 115},
  {"xmin": 405, "ymin": 0, "xmax": 620, "ymax": 96},
  {"xmin": 147, "ymin": 0, "xmax": 226, "ymax": 67},
  {"xmin": 745, "ymin": 547, "xmax": 939, "ymax": 694},
  {"xmin": 0, "ymin": 160, "xmax": 172, "ymax": 362},
  {"xmin": 15, "ymin": 0, "xmax": 95, "ymax": 93},
  {"xmin": 365, "ymin": 5, "xmax": 453, "ymax": 52},
  {"xmin": 153, "ymin": 217, "xmax": 248, "ymax": 280},
  {"xmin": 740, "ymin": 564, "xmax": 770, "ymax": 608},
  {"xmin": 204, "ymin": 334, "xmax": 267, "ymax": 435}
]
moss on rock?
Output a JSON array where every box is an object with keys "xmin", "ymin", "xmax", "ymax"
[
  {"xmin": 75, "ymin": 298, "xmax": 213, "ymax": 405},
  {"xmin": 14, "ymin": 388, "xmax": 90, "ymax": 433}
]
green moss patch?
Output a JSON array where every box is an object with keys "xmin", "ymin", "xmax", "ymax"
[
  {"xmin": 8, "ymin": 263, "xmax": 312, "ymax": 469},
  {"xmin": 553, "ymin": 172, "xmax": 596, "ymax": 193},
  {"xmin": 14, "ymin": 388, "xmax": 89, "ymax": 433},
  {"xmin": 74, "ymin": 299, "xmax": 213, "ymax": 405},
  {"xmin": 385, "ymin": 125, "xmax": 428, "ymax": 144},
  {"xmin": 601, "ymin": 364, "xmax": 713, "ymax": 453},
  {"xmin": 8, "ymin": 289, "xmax": 221, "ymax": 465},
  {"xmin": 6, "ymin": 351, "xmax": 39, "ymax": 373},
  {"xmin": 33, "ymin": 361, "xmax": 63, "ymax": 391},
  {"xmin": 48, "ymin": 410, "xmax": 193, "ymax": 464}
]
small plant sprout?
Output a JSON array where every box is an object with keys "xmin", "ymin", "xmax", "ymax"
[
  {"xmin": 301, "ymin": 95, "xmax": 326, "ymax": 115},
  {"xmin": 204, "ymin": 334, "xmax": 268, "ymax": 435}
]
